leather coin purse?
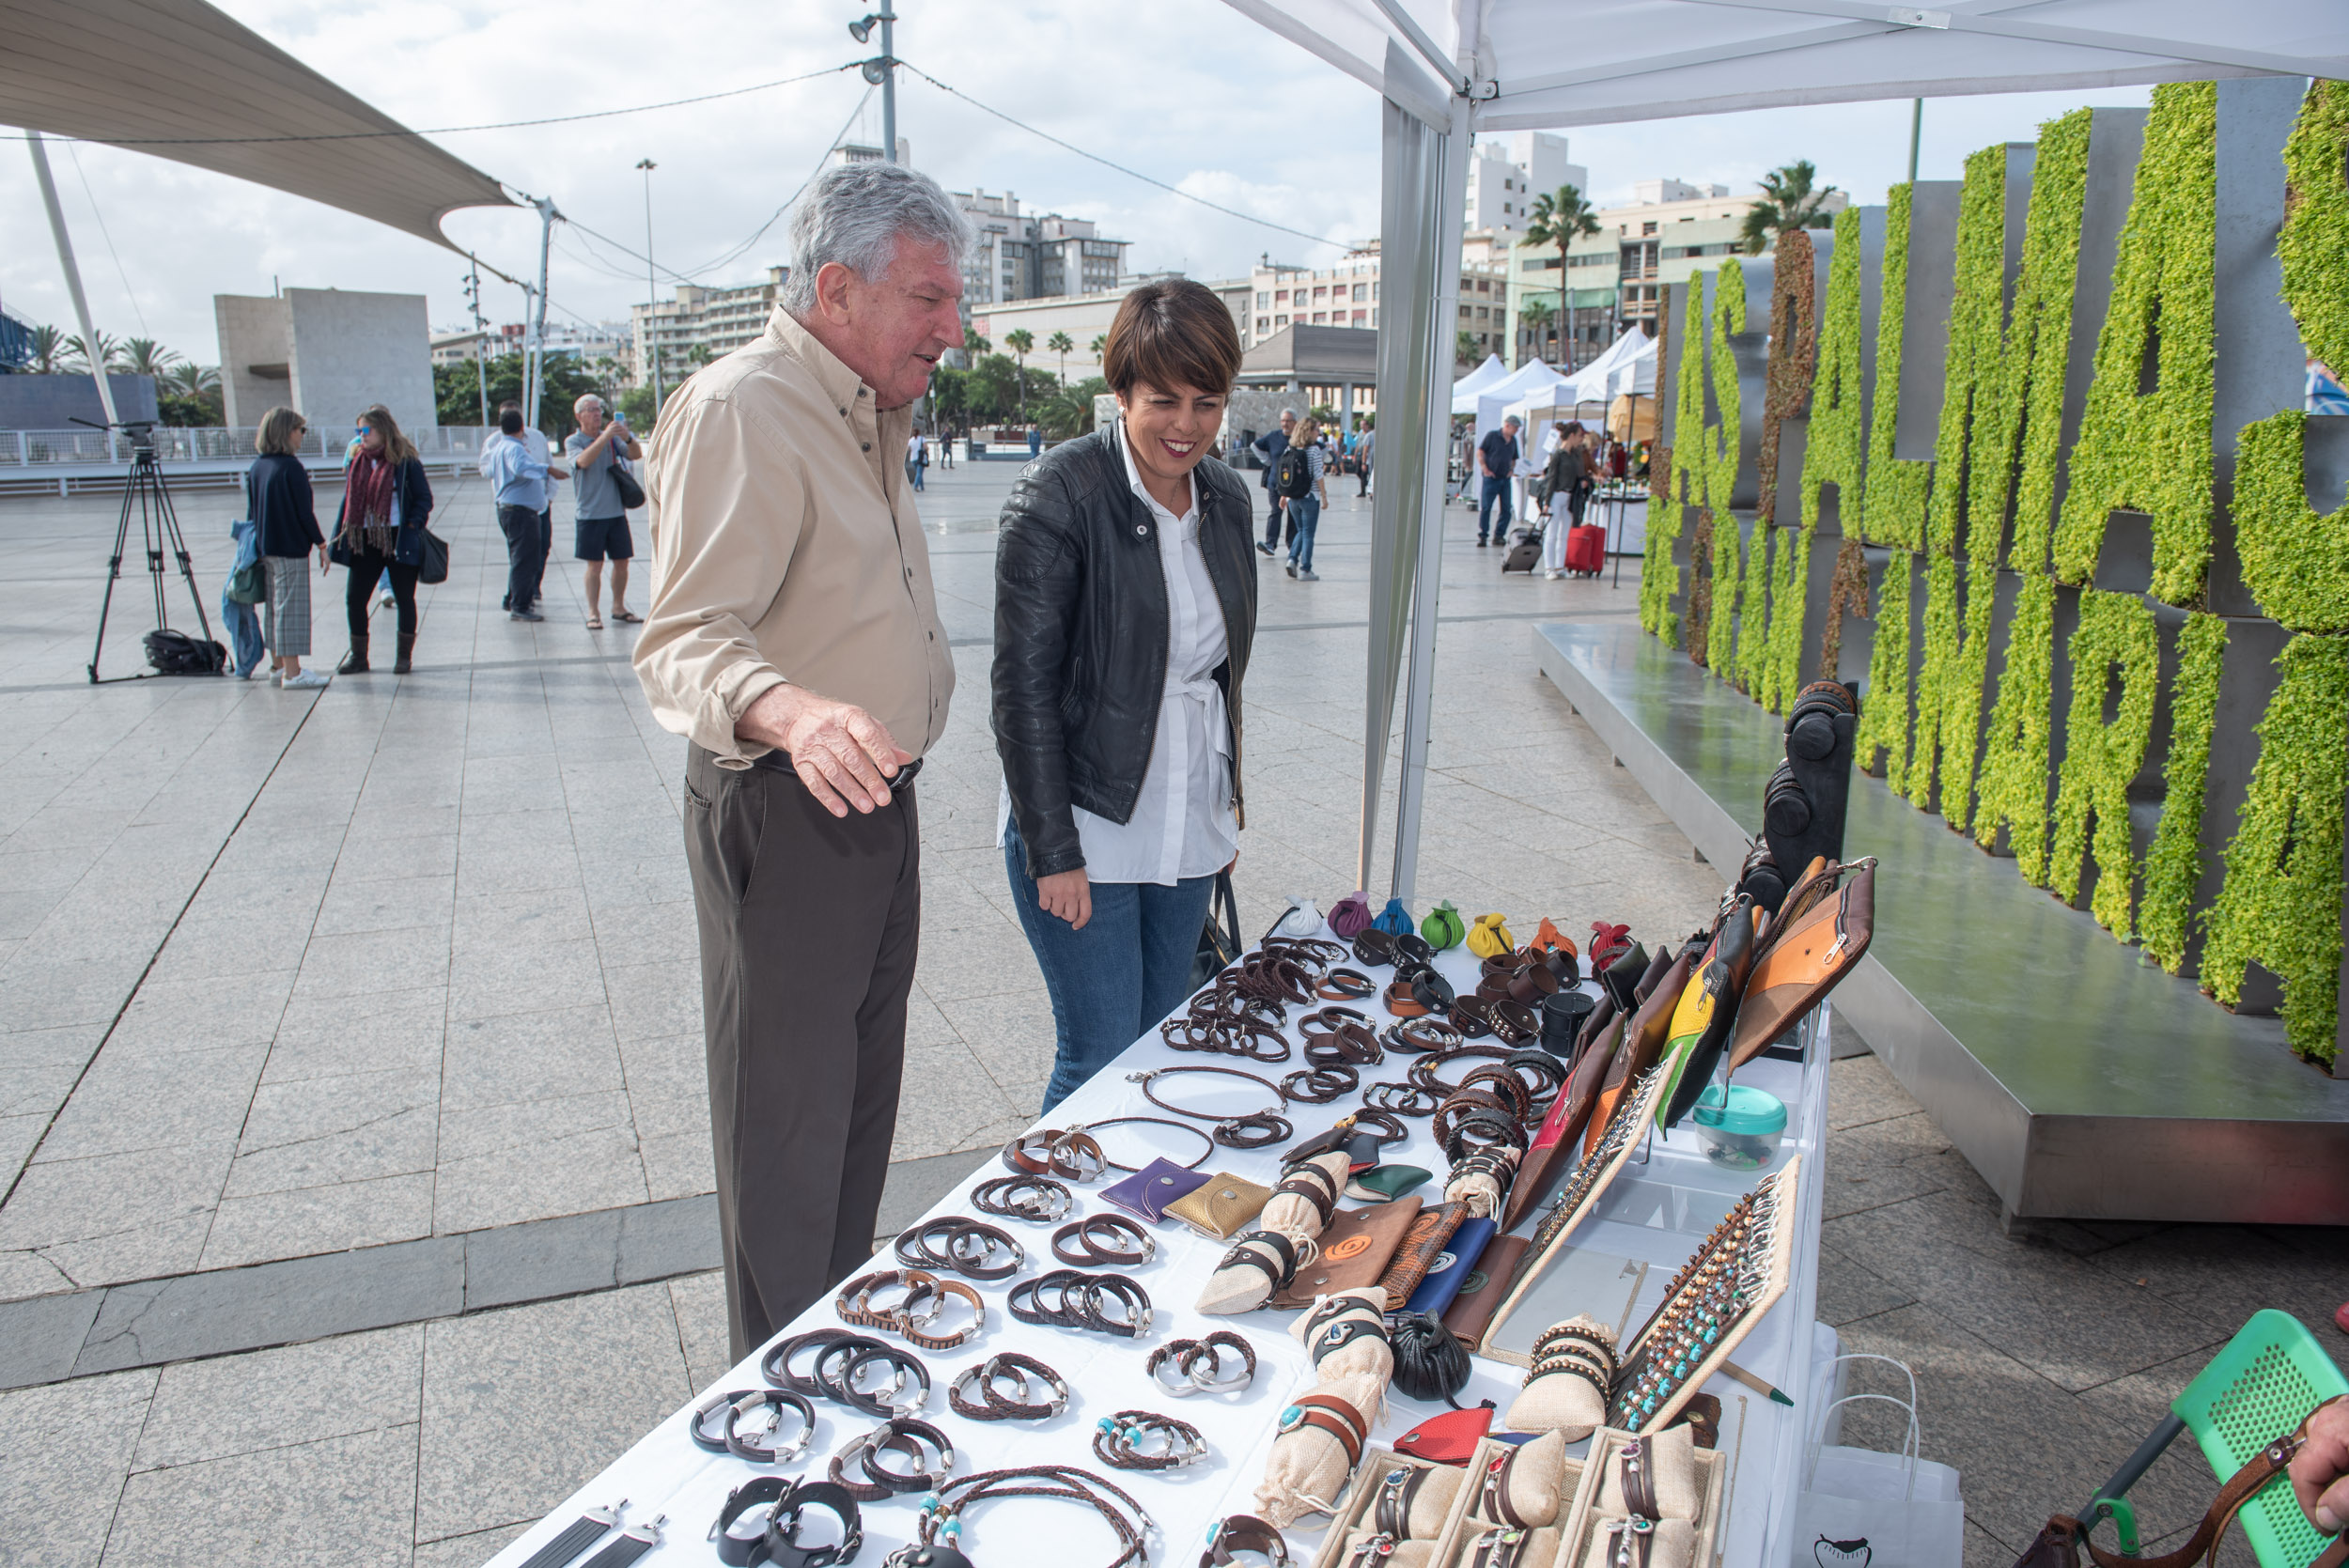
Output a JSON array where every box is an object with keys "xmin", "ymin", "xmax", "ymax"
[
  {"xmin": 1101, "ymin": 1157, "xmax": 1211, "ymax": 1224},
  {"xmin": 1422, "ymin": 901, "xmax": 1467, "ymax": 950},
  {"xmin": 1347, "ymin": 1164, "xmax": 1432, "ymax": 1202},
  {"xmin": 1164, "ymin": 1172, "xmax": 1274, "ymax": 1239},
  {"xmin": 1392, "ymin": 1403, "xmax": 1496, "ymax": 1464}
]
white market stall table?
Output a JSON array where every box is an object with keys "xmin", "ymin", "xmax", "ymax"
[{"xmin": 490, "ymin": 931, "xmax": 1843, "ymax": 1568}]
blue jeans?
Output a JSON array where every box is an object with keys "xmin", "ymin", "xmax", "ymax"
[
  {"xmin": 1003, "ymin": 819, "xmax": 1216, "ymax": 1112},
  {"xmin": 1286, "ymin": 493, "xmax": 1321, "ymax": 571},
  {"xmin": 1478, "ymin": 474, "xmax": 1513, "ymax": 540},
  {"xmin": 221, "ymin": 590, "xmax": 264, "ymax": 676}
]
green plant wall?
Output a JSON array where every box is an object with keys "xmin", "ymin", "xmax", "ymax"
[
  {"xmin": 1859, "ymin": 184, "xmax": 1930, "ymax": 553},
  {"xmin": 1641, "ymin": 287, "xmax": 1684, "ymax": 645},
  {"xmin": 2279, "ymin": 79, "xmax": 2349, "ymax": 382},
  {"xmin": 2050, "ymin": 82, "xmax": 2218, "ymax": 603},
  {"xmin": 1852, "ymin": 555, "xmax": 1914, "ymax": 788},
  {"xmin": 1802, "ymin": 208, "xmax": 1869, "ymax": 679},
  {"xmin": 2047, "ymin": 591, "xmax": 2161, "ymax": 937},
  {"xmin": 2201, "ymin": 632, "xmax": 2349, "ymax": 1063},
  {"xmin": 1696, "ymin": 266, "xmax": 1749, "ymax": 673},
  {"xmin": 1970, "ymin": 574, "xmax": 2057, "ymax": 883},
  {"xmin": 2233, "ymin": 411, "xmax": 2349, "ymax": 633},
  {"xmin": 2139, "ymin": 612, "xmax": 2228, "ymax": 973}
]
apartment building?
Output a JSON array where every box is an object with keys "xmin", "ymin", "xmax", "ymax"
[
  {"xmin": 628, "ymin": 265, "xmax": 787, "ymax": 387},
  {"xmin": 953, "ymin": 189, "xmax": 1130, "ymax": 313},
  {"xmin": 1465, "ymin": 131, "xmax": 1588, "ymax": 239}
]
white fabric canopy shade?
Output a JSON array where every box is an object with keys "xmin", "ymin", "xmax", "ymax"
[
  {"xmin": 1505, "ymin": 328, "xmax": 1657, "ymax": 428},
  {"xmin": 1450, "ymin": 352, "xmax": 1512, "ymax": 399}
]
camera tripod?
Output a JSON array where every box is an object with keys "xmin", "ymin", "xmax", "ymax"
[{"xmin": 86, "ymin": 424, "xmax": 217, "ymax": 684}]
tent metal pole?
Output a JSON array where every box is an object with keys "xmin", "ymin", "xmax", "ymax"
[
  {"xmin": 1389, "ymin": 93, "xmax": 1474, "ymax": 906},
  {"xmin": 1907, "ymin": 98, "xmax": 1922, "ymax": 181},
  {"xmin": 528, "ymin": 196, "xmax": 555, "ymax": 435},
  {"xmin": 26, "ymin": 132, "xmax": 119, "ymax": 431}
]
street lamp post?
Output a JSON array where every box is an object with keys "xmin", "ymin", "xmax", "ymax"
[
  {"xmin": 637, "ymin": 158, "xmax": 662, "ymax": 411},
  {"xmin": 849, "ymin": 4, "xmax": 898, "ymax": 163}
]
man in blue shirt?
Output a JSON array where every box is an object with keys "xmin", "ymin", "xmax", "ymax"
[
  {"xmin": 1476, "ymin": 415, "xmax": 1521, "ymax": 547},
  {"xmin": 485, "ymin": 406, "xmax": 568, "ymax": 620},
  {"xmin": 1251, "ymin": 407, "xmax": 1298, "ymax": 555}
]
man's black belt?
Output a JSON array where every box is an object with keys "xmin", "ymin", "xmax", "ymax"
[{"xmin": 752, "ymin": 751, "xmax": 923, "ymax": 795}]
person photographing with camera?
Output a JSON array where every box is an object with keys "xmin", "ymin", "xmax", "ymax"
[{"xmin": 565, "ymin": 394, "xmax": 643, "ymax": 630}]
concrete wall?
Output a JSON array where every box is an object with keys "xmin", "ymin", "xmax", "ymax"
[
  {"xmin": 286, "ymin": 289, "xmax": 435, "ymax": 442},
  {"xmin": 0, "ymin": 373, "xmax": 159, "ymax": 429},
  {"xmin": 215, "ymin": 295, "xmax": 290, "ymax": 429}
]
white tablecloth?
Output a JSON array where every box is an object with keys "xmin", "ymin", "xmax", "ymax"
[{"xmin": 490, "ymin": 932, "xmax": 1835, "ymax": 1568}]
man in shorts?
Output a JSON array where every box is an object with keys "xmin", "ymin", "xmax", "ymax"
[{"xmin": 565, "ymin": 393, "xmax": 644, "ymax": 629}]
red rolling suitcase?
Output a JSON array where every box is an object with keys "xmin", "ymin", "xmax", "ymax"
[{"xmin": 1563, "ymin": 523, "xmax": 1605, "ymax": 576}]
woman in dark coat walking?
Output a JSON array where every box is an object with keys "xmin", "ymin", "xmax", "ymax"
[
  {"xmin": 248, "ymin": 406, "xmax": 329, "ymax": 690},
  {"xmin": 330, "ymin": 403, "xmax": 434, "ymax": 674}
]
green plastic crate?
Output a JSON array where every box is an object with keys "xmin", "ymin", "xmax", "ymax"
[{"xmin": 2170, "ymin": 1309, "xmax": 2348, "ymax": 1568}]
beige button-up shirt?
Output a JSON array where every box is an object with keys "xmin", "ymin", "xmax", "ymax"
[{"xmin": 634, "ymin": 308, "xmax": 954, "ymax": 768}]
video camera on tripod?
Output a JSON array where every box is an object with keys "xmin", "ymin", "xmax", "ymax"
[{"xmin": 72, "ymin": 416, "xmax": 226, "ymax": 683}]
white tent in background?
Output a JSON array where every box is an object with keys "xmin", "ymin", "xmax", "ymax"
[
  {"xmin": 1449, "ymin": 353, "xmax": 1511, "ymax": 403},
  {"xmin": 1460, "ymin": 357, "xmax": 1574, "ymax": 433},
  {"xmin": 1568, "ymin": 327, "xmax": 1657, "ymax": 405},
  {"xmin": 1213, "ymin": 0, "xmax": 2339, "ymax": 942}
]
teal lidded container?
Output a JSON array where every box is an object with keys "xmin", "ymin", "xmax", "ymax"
[{"xmin": 1690, "ymin": 1084, "xmax": 1787, "ymax": 1170}]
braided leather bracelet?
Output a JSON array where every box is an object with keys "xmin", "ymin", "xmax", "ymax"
[
  {"xmin": 1093, "ymin": 1408, "xmax": 1207, "ymax": 1470},
  {"xmin": 948, "ymin": 1351, "xmax": 1069, "ymax": 1421},
  {"xmin": 1051, "ymin": 1214, "xmax": 1156, "ymax": 1268},
  {"xmin": 1283, "ymin": 1063, "xmax": 1359, "ymax": 1105},
  {"xmin": 970, "ymin": 1173, "xmax": 1073, "ymax": 1222},
  {"xmin": 894, "ymin": 1217, "xmax": 1026, "ymax": 1281}
]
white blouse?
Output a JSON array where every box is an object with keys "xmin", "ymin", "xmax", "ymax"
[{"xmin": 999, "ymin": 418, "xmax": 1238, "ymax": 886}]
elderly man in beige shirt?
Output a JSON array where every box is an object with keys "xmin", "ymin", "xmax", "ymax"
[{"xmin": 634, "ymin": 163, "xmax": 969, "ymax": 1358}]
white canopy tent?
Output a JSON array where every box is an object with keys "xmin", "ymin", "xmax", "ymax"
[
  {"xmin": 1459, "ymin": 357, "xmax": 1575, "ymax": 435},
  {"xmin": 1451, "ymin": 352, "xmax": 1513, "ymax": 400},
  {"xmin": 1220, "ymin": 0, "xmax": 2347, "ymax": 922}
]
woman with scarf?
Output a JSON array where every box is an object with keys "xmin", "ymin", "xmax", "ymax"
[{"xmin": 332, "ymin": 404, "xmax": 435, "ymax": 674}]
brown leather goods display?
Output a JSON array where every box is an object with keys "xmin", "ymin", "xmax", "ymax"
[
  {"xmin": 1376, "ymin": 1201, "xmax": 1466, "ymax": 1309},
  {"xmin": 1504, "ymin": 1029, "xmax": 1612, "ymax": 1234},
  {"xmin": 1752, "ymin": 855, "xmax": 1833, "ymax": 955},
  {"xmin": 1165, "ymin": 1172, "xmax": 1275, "ymax": 1239},
  {"xmin": 1730, "ymin": 859, "xmax": 1875, "ymax": 1067},
  {"xmin": 1579, "ymin": 953, "xmax": 1688, "ymax": 1162},
  {"xmin": 2007, "ymin": 1393, "xmax": 2347, "ymax": 1568},
  {"xmin": 1272, "ymin": 1196, "xmax": 1423, "ymax": 1307},
  {"xmin": 1657, "ymin": 897, "xmax": 1761, "ymax": 1128},
  {"xmin": 1440, "ymin": 1233, "xmax": 1530, "ymax": 1348}
]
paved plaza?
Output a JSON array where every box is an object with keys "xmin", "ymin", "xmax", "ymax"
[{"xmin": 0, "ymin": 458, "xmax": 2334, "ymax": 1566}]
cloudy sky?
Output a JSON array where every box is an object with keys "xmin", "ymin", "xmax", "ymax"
[{"xmin": 1, "ymin": 0, "xmax": 2158, "ymax": 368}]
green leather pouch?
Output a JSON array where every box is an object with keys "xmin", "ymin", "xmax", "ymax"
[{"xmin": 1347, "ymin": 1164, "xmax": 1432, "ymax": 1202}]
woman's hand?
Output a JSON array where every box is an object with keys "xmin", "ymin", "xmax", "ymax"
[
  {"xmin": 1036, "ymin": 868, "xmax": 1092, "ymax": 930},
  {"xmin": 2292, "ymin": 1395, "xmax": 2349, "ymax": 1534}
]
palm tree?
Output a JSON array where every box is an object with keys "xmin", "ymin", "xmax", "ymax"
[
  {"xmin": 1089, "ymin": 334, "xmax": 1107, "ymax": 363},
  {"xmin": 1047, "ymin": 331, "xmax": 1074, "ymax": 387},
  {"xmin": 1740, "ymin": 161, "xmax": 1839, "ymax": 255},
  {"xmin": 965, "ymin": 327, "xmax": 990, "ymax": 357},
  {"xmin": 63, "ymin": 330, "xmax": 121, "ymax": 373},
  {"xmin": 118, "ymin": 337, "xmax": 179, "ymax": 378},
  {"xmin": 29, "ymin": 323, "xmax": 66, "ymax": 374},
  {"xmin": 1518, "ymin": 299, "xmax": 1557, "ymax": 365},
  {"xmin": 1525, "ymin": 184, "xmax": 1601, "ymax": 369},
  {"xmin": 1456, "ymin": 330, "xmax": 1483, "ymax": 371},
  {"xmin": 165, "ymin": 362, "xmax": 220, "ymax": 398},
  {"xmin": 1003, "ymin": 328, "xmax": 1034, "ymax": 418}
]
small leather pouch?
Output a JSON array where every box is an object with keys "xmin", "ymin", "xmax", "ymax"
[
  {"xmin": 1404, "ymin": 1215, "xmax": 1496, "ymax": 1318},
  {"xmin": 1731, "ymin": 859, "xmax": 1875, "ymax": 1066},
  {"xmin": 1272, "ymin": 1196, "xmax": 1423, "ymax": 1306},
  {"xmin": 1330, "ymin": 890, "xmax": 1375, "ymax": 938},
  {"xmin": 1599, "ymin": 940, "xmax": 1650, "ymax": 1009},
  {"xmin": 1422, "ymin": 900, "xmax": 1467, "ymax": 950},
  {"xmin": 1164, "ymin": 1172, "xmax": 1273, "ymax": 1239},
  {"xmin": 1348, "ymin": 1163, "xmax": 1432, "ymax": 1202},
  {"xmin": 1374, "ymin": 897, "xmax": 1416, "ymax": 936},
  {"xmin": 1100, "ymin": 1157, "xmax": 1210, "ymax": 1222},
  {"xmin": 1440, "ymin": 1233, "xmax": 1529, "ymax": 1348},
  {"xmin": 1392, "ymin": 1404, "xmax": 1495, "ymax": 1464},
  {"xmin": 1376, "ymin": 1200, "xmax": 1465, "ymax": 1309},
  {"xmin": 1466, "ymin": 912, "xmax": 1515, "ymax": 959}
]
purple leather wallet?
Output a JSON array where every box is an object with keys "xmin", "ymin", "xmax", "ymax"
[{"xmin": 1100, "ymin": 1157, "xmax": 1210, "ymax": 1223}]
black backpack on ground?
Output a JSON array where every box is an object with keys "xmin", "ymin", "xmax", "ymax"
[
  {"xmin": 144, "ymin": 628, "xmax": 226, "ymax": 675},
  {"xmin": 1273, "ymin": 445, "xmax": 1314, "ymax": 499}
]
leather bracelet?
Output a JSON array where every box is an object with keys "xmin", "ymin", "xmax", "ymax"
[
  {"xmin": 1443, "ymin": 1109, "xmax": 1530, "ymax": 1164},
  {"xmin": 1271, "ymin": 1163, "xmax": 1339, "ymax": 1226},
  {"xmin": 1183, "ymin": 1330, "xmax": 1257, "ymax": 1393},
  {"xmin": 1214, "ymin": 1228, "xmax": 1299, "ymax": 1290},
  {"xmin": 1434, "ymin": 1089, "xmax": 1518, "ymax": 1152},
  {"xmin": 764, "ymin": 1327, "xmax": 854, "ymax": 1398},
  {"xmin": 900, "ymin": 1278, "xmax": 987, "ymax": 1353},
  {"xmin": 1470, "ymin": 1526, "xmax": 1533, "ymax": 1568},
  {"xmin": 948, "ymin": 1351, "xmax": 1069, "ymax": 1421},
  {"xmin": 834, "ymin": 1269, "xmax": 942, "ymax": 1332},
  {"xmin": 970, "ymin": 1173, "xmax": 1073, "ymax": 1222},
  {"xmin": 1315, "ymin": 967, "xmax": 1377, "ymax": 1001},
  {"xmin": 1093, "ymin": 1408, "xmax": 1207, "ymax": 1470},
  {"xmin": 1386, "ymin": 1017, "xmax": 1463, "ymax": 1054},
  {"xmin": 1408, "ymin": 1044, "xmax": 1517, "ymax": 1094},
  {"xmin": 1451, "ymin": 996, "xmax": 1500, "ymax": 1038},
  {"xmin": 1501, "ymin": 1047, "xmax": 1567, "ymax": 1101},
  {"xmin": 1350, "ymin": 929, "xmax": 1399, "ymax": 968},
  {"xmin": 827, "ymin": 1417, "xmax": 954, "ymax": 1501},
  {"xmin": 1375, "ymin": 1464, "xmax": 1428, "ymax": 1540},
  {"xmin": 765, "ymin": 1480, "xmax": 863, "ymax": 1568},
  {"xmin": 1002, "ymin": 1127, "xmax": 1108, "ymax": 1182},
  {"xmin": 1276, "ymin": 1391, "xmax": 1369, "ymax": 1467},
  {"xmin": 1203, "ymin": 1514, "xmax": 1292, "ymax": 1568},
  {"xmin": 1282, "ymin": 1063, "xmax": 1358, "ymax": 1104},
  {"xmin": 1363, "ymin": 1079, "xmax": 1440, "ymax": 1116},
  {"xmin": 894, "ymin": 1217, "xmax": 1026, "ymax": 1281},
  {"xmin": 1382, "ymin": 978, "xmax": 1429, "ymax": 1017},
  {"xmin": 711, "ymin": 1476, "xmax": 793, "ymax": 1567},
  {"xmin": 1051, "ymin": 1213, "xmax": 1156, "ymax": 1268},
  {"xmin": 1481, "ymin": 1445, "xmax": 1528, "ymax": 1528},
  {"xmin": 1454, "ymin": 1067, "xmax": 1534, "ymax": 1122},
  {"xmin": 691, "ymin": 1387, "xmax": 761, "ymax": 1453},
  {"xmin": 1070, "ymin": 1113, "xmax": 1218, "ymax": 1172},
  {"xmin": 1008, "ymin": 1268, "xmax": 1155, "ymax": 1337},
  {"xmin": 1264, "ymin": 936, "xmax": 1346, "ymax": 968},
  {"xmin": 812, "ymin": 1335, "xmax": 929, "ymax": 1416},
  {"xmin": 1395, "ymin": 932, "xmax": 1435, "ymax": 965},
  {"xmin": 1490, "ymin": 1000, "xmax": 1541, "ymax": 1047},
  {"xmin": 724, "ymin": 1387, "xmax": 817, "ymax": 1464}
]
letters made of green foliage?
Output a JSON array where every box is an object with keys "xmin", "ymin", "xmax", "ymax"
[
  {"xmin": 1850, "ymin": 184, "xmax": 1927, "ymax": 788},
  {"xmin": 1645, "ymin": 284, "xmax": 1711, "ymax": 646},
  {"xmin": 2050, "ymin": 82, "xmax": 2217, "ymax": 604},
  {"xmin": 2234, "ymin": 411, "xmax": 2349, "ymax": 633},
  {"xmin": 1966, "ymin": 111, "xmax": 2096, "ymax": 874},
  {"xmin": 2139, "ymin": 613, "xmax": 2227, "ymax": 973},
  {"xmin": 1793, "ymin": 210, "xmax": 1868, "ymax": 714},
  {"xmin": 2201, "ymin": 633, "xmax": 2349, "ymax": 1063},
  {"xmin": 1693, "ymin": 266, "xmax": 1749, "ymax": 674},
  {"xmin": 2279, "ymin": 79, "xmax": 2349, "ymax": 385},
  {"xmin": 2047, "ymin": 591, "xmax": 2161, "ymax": 937}
]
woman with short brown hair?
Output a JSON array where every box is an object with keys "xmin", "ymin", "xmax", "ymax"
[
  {"xmin": 330, "ymin": 403, "xmax": 435, "ymax": 674},
  {"xmin": 993, "ymin": 278, "xmax": 1259, "ymax": 1110},
  {"xmin": 249, "ymin": 407, "xmax": 329, "ymax": 689}
]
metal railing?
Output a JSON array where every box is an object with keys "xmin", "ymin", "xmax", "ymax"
[{"xmin": 0, "ymin": 425, "xmax": 496, "ymax": 467}]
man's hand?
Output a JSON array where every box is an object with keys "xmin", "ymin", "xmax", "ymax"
[
  {"xmin": 737, "ymin": 684, "xmax": 910, "ymax": 817},
  {"xmin": 2291, "ymin": 1396, "xmax": 2349, "ymax": 1535},
  {"xmin": 1036, "ymin": 868, "xmax": 1092, "ymax": 930}
]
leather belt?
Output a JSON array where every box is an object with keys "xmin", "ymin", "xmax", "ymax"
[{"xmin": 751, "ymin": 750, "xmax": 922, "ymax": 795}]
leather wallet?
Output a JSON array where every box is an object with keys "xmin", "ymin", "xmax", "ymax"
[
  {"xmin": 1163, "ymin": 1172, "xmax": 1273, "ymax": 1239},
  {"xmin": 1272, "ymin": 1196, "xmax": 1423, "ymax": 1307},
  {"xmin": 1377, "ymin": 1200, "xmax": 1465, "ymax": 1309},
  {"xmin": 1404, "ymin": 1215, "xmax": 1496, "ymax": 1318},
  {"xmin": 1579, "ymin": 951, "xmax": 1689, "ymax": 1162},
  {"xmin": 1100, "ymin": 1157, "xmax": 1210, "ymax": 1223},
  {"xmin": 1440, "ymin": 1233, "xmax": 1529, "ymax": 1349},
  {"xmin": 1732, "ymin": 859, "xmax": 1875, "ymax": 1066},
  {"xmin": 1348, "ymin": 1164, "xmax": 1432, "ymax": 1202}
]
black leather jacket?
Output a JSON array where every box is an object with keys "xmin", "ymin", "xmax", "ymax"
[{"xmin": 994, "ymin": 429, "xmax": 1258, "ymax": 879}]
